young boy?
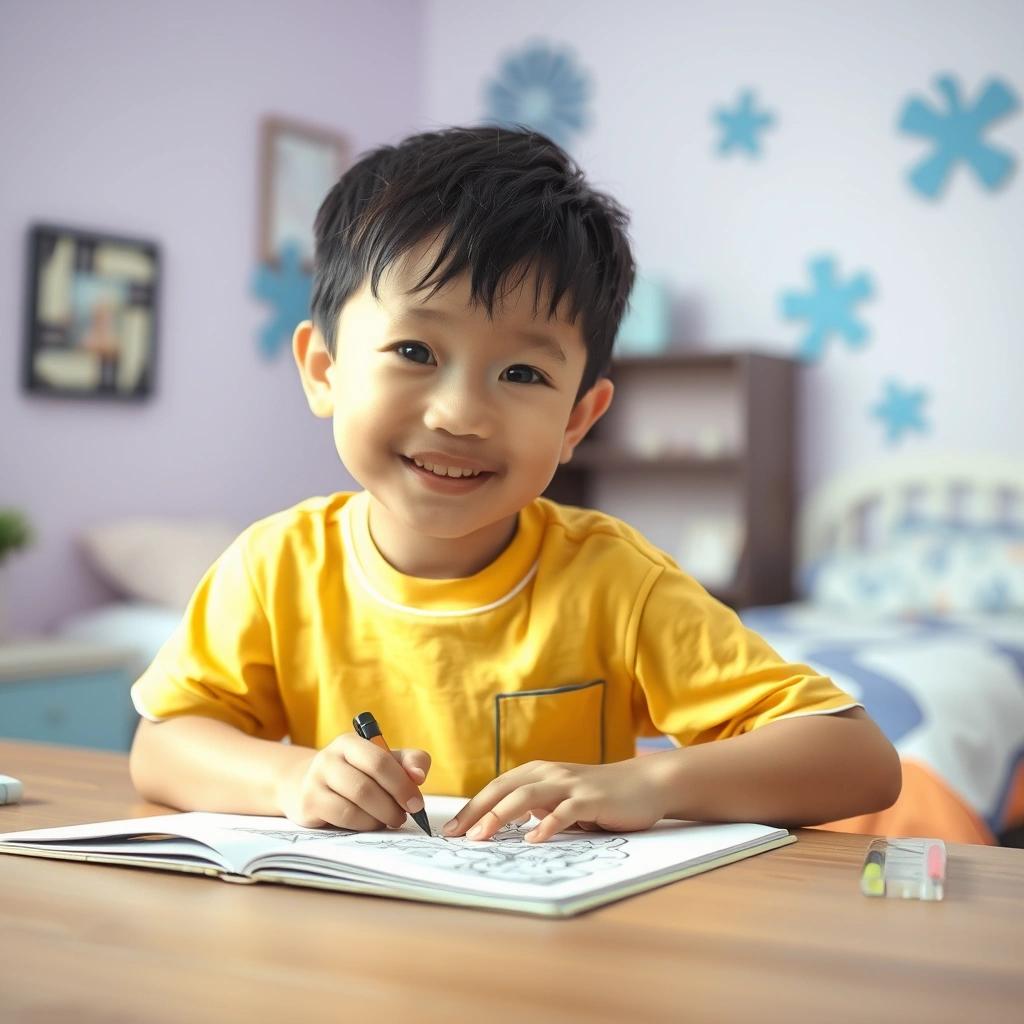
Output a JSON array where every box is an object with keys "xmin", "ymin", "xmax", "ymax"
[{"xmin": 130, "ymin": 126, "xmax": 900, "ymax": 844}]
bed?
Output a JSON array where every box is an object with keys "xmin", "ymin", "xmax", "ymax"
[
  {"xmin": 741, "ymin": 453, "xmax": 1024, "ymax": 845},
  {"xmin": 59, "ymin": 454, "xmax": 1024, "ymax": 845}
]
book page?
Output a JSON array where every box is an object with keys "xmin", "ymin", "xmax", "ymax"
[
  {"xmin": 246, "ymin": 797, "xmax": 788, "ymax": 904},
  {"xmin": 0, "ymin": 812, "xmax": 355, "ymax": 876},
  {"xmin": 0, "ymin": 799, "xmax": 788, "ymax": 907}
]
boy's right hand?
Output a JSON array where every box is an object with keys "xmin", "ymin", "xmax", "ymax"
[{"xmin": 276, "ymin": 732, "xmax": 431, "ymax": 831}]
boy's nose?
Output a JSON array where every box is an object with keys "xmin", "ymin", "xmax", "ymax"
[{"xmin": 422, "ymin": 381, "xmax": 494, "ymax": 438}]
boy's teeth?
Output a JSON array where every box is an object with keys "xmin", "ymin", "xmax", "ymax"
[{"xmin": 411, "ymin": 457, "xmax": 481, "ymax": 479}]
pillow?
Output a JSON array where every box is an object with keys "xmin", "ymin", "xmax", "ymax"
[
  {"xmin": 79, "ymin": 518, "xmax": 239, "ymax": 609},
  {"xmin": 807, "ymin": 524, "xmax": 1024, "ymax": 616},
  {"xmin": 58, "ymin": 601, "xmax": 183, "ymax": 669}
]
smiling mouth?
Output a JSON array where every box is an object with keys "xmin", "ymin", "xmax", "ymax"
[
  {"xmin": 400, "ymin": 455, "xmax": 495, "ymax": 489},
  {"xmin": 404, "ymin": 456, "xmax": 493, "ymax": 480}
]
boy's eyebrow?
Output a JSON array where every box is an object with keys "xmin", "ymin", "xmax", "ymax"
[{"xmin": 394, "ymin": 308, "xmax": 568, "ymax": 363}]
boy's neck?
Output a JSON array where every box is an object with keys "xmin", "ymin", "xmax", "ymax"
[{"xmin": 365, "ymin": 498, "xmax": 520, "ymax": 580}]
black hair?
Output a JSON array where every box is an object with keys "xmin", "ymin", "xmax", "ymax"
[{"xmin": 311, "ymin": 125, "xmax": 635, "ymax": 398}]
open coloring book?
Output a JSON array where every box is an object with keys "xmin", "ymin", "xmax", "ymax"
[{"xmin": 0, "ymin": 796, "xmax": 795, "ymax": 917}]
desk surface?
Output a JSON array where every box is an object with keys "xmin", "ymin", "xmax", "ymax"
[{"xmin": 0, "ymin": 740, "xmax": 1021, "ymax": 1024}]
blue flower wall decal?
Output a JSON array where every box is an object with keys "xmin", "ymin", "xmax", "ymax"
[
  {"xmin": 780, "ymin": 255, "xmax": 875, "ymax": 362},
  {"xmin": 898, "ymin": 74, "xmax": 1020, "ymax": 199},
  {"xmin": 713, "ymin": 90, "xmax": 776, "ymax": 157},
  {"xmin": 484, "ymin": 41, "xmax": 590, "ymax": 148},
  {"xmin": 871, "ymin": 380, "xmax": 930, "ymax": 445},
  {"xmin": 251, "ymin": 242, "xmax": 312, "ymax": 361}
]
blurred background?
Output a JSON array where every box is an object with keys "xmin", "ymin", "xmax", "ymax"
[
  {"xmin": 3, "ymin": 0, "xmax": 1022, "ymax": 635},
  {"xmin": 2, "ymin": 0, "xmax": 1023, "ymax": 844}
]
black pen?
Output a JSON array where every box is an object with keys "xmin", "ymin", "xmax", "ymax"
[{"xmin": 352, "ymin": 712, "xmax": 432, "ymax": 836}]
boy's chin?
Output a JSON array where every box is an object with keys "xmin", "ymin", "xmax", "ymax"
[{"xmin": 401, "ymin": 508, "xmax": 509, "ymax": 541}]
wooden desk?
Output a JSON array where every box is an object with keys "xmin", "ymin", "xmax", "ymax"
[{"xmin": 0, "ymin": 741, "xmax": 1021, "ymax": 1024}]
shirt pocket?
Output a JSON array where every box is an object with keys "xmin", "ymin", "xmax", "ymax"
[{"xmin": 494, "ymin": 679, "xmax": 606, "ymax": 777}]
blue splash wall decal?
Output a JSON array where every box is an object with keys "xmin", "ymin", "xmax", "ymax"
[
  {"xmin": 251, "ymin": 241, "xmax": 312, "ymax": 361},
  {"xmin": 713, "ymin": 90, "xmax": 775, "ymax": 157},
  {"xmin": 898, "ymin": 74, "xmax": 1020, "ymax": 199},
  {"xmin": 871, "ymin": 380, "xmax": 930, "ymax": 444},
  {"xmin": 484, "ymin": 40, "xmax": 590, "ymax": 148},
  {"xmin": 780, "ymin": 256, "xmax": 875, "ymax": 362}
]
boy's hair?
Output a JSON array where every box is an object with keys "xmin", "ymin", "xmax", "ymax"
[{"xmin": 311, "ymin": 125, "xmax": 636, "ymax": 398}]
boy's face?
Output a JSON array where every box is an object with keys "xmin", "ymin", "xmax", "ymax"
[{"xmin": 293, "ymin": 241, "xmax": 613, "ymax": 575}]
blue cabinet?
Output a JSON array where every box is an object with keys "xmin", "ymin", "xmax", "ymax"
[{"xmin": 0, "ymin": 642, "xmax": 139, "ymax": 752}]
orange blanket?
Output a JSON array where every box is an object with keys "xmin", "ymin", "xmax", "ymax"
[{"xmin": 817, "ymin": 757, "xmax": 1024, "ymax": 845}]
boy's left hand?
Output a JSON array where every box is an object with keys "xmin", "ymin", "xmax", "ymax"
[{"xmin": 442, "ymin": 758, "xmax": 670, "ymax": 844}]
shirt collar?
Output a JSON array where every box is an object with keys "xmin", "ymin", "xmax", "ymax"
[{"xmin": 341, "ymin": 490, "xmax": 542, "ymax": 617}]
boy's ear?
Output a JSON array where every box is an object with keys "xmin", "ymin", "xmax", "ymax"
[
  {"xmin": 292, "ymin": 320, "xmax": 334, "ymax": 418},
  {"xmin": 559, "ymin": 378, "xmax": 614, "ymax": 464}
]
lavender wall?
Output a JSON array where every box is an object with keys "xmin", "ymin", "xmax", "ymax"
[
  {"xmin": 0, "ymin": 0, "xmax": 422, "ymax": 634},
  {"xmin": 422, "ymin": 0, "xmax": 1023, "ymax": 497}
]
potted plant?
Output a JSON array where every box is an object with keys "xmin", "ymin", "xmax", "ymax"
[
  {"xmin": 0, "ymin": 509, "xmax": 32, "ymax": 640},
  {"xmin": 0, "ymin": 509, "xmax": 32, "ymax": 567}
]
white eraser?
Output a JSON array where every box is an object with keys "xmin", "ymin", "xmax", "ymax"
[{"xmin": 0, "ymin": 774, "xmax": 24, "ymax": 805}]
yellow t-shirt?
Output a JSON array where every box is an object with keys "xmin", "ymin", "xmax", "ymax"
[{"xmin": 132, "ymin": 491, "xmax": 859, "ymax": 796}]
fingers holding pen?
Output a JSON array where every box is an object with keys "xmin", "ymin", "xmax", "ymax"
[
  {"xmin": 307, "ymin": 782, "xmax": 386, "ymax": 832},
  {"xmin": 394, "ymin": 747, "xmax": 432, "ymax": 790},
  {"xmin": 318, "ymin": 755, "xmax": 407, "ymax": 828},
  {"xmin": 350, "ymin": 713, "xmax": 433, "ymax": 837},
  {"xmin": 278, "ymin": 732, "xmax": 434, "ymax": 832},
  {"xmin": 334, "ymin": 732, "xmax": 428, "ymax": 818}
]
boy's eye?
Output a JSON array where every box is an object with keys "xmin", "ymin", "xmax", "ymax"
[
  {"xmin": 395, "ymin": 342, "xmax": 435, "ymax": 365},
  {"xmin": 501, "ymin": 364, "xmax": 546, "ymax": 385}
]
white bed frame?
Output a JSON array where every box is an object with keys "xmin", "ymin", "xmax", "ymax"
[{"xmin": 798, "ymin": 453, "xmax": 1024, "ymax": 573}]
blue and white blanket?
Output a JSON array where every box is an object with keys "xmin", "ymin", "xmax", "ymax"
[{"xmin": 739, "ymin": 604, "xmax": 1024, "ymax": 833}]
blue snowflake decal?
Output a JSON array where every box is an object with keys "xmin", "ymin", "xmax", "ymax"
[
  {"xmin": 713, "ymin": 90, "xmax": 775, "ymax": 157},
  {"xmin": 251, "ymin": 241, "xmax": 312, "ymax": 361},
  {"xmin": 871, "ymin": 380, "xmax": 930, "ymax": 445},
  {"xmin": 898, "ymin": 74, "xmax": 1020, "ymax": 199},
  {"xmin": 484, "ymin": 41, "xmax": 589, "ymax": 148},
  {"xmin": 780, "ymin": 256, "xmax": 874, "ymax": 362}
]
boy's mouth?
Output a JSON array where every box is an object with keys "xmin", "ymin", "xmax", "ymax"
[{"xmin": 400, "ymin": 455, "xmax": 495, "ymax": 492}]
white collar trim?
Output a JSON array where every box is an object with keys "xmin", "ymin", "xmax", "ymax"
[{"xmin": 341, "ymin": 498, "xmax": 538, "ymax": 618}]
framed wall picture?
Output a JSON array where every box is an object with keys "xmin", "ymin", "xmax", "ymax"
[
  {"xmin": 258, "ymin": 116, "xmax": 350, "ymax": 271},
  {"xmin": 23, "ymin": 224, "xmax": 159, "ymax": 400}
]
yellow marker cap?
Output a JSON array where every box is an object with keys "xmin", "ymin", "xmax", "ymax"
[{"xmin": 860, "ymin": 861, "xmax": 884, "ymax": 897}]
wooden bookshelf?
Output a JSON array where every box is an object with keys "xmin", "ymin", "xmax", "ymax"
[{"xmin": 545, "ymin": 351, "xmax": 796, "ymax": 608}]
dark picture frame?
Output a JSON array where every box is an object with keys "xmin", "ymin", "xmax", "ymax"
[
  {"xmin": 258, "ymin": 115, "xmax": 350, "ymax": 271},
  {"xmin": 22, "ymin": 223, "xmax": 160, "ymax": 401}
]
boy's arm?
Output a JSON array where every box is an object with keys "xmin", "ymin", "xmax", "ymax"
[
  {"xmin": 130, "ymin": 716, "xmax": 433, "ymax": 829},
  {"xmin": 444, "ymin": 708, "xmax": 901, "ymax": 842},
  {"xmin": 652, "ymin": 706, "xmax": 901, "ymax": 825},
  {"xmin": 130, "ymin": 716, "xmax": 315, "ymax": 815}
]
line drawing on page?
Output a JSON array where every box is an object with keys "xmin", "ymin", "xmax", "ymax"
[
  {"xmin": 353, "ymin": 821, "xmax": 630, "ymax": 885},
  {"xmin": 227, "ymin": 827, "xmax": 355, "ymax": 844}
]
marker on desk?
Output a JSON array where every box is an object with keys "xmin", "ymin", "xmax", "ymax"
[
  {"xmin": 860, "ymin": 838, "xmax": 946, "ymax": 900},
  {"xmin": 926, "ymin": 840, "xmax": 946, "ymax": 900},
  {"xmin": 860, "ymin": 846, "xmax": 885, "ymax": 897},
  {"xmin": 352, "ymin": 712, "xmax": 432, "ymax": 837}
]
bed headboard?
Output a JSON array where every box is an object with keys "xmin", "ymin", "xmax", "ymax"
[{"xmin": 798, "ymin": 453, "xmax": 1024, "ymax": 573}]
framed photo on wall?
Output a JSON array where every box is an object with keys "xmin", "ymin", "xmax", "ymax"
[
  {"xmin": 22, "ymin": 224, "xmax": 160, "ymax": 401},
  {"xmin": 258, "ymin": 115, "xmax": 350, "ymax": 271}
]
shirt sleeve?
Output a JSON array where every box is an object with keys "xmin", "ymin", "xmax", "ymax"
[
  {"xmin": 130, "ymin": 530, "xmax": 288, "ymax": 739},
  {"xmin": 631, "ymin": 566, "xmax": 860, "ymax": 745}
]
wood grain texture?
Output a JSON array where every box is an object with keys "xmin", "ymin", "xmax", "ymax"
[{"xmin": 0, "ymin": 740, "xmax": 1022, "ymax": 1023}]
